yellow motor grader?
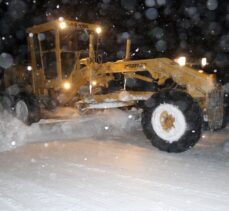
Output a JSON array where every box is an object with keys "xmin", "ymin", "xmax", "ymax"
[{"xmin": 2, "ymin": 19, "xmax": 225, "ymax": 152}]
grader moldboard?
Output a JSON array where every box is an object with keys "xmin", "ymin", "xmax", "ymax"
[{"xmin": 2, "ymin": 19, "xmax": 225, "ymax": 152}]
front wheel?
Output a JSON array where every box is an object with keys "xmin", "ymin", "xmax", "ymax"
[
  {"xmin": 14, "ymin": 93, "xmax": 40, "ymax": 125},
  {"xmin": 142, "ymin": 90, "xmax": 203, "ymax": 153}
]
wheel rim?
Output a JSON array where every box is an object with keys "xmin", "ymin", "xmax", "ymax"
[
  {"xmin": 15, "ymin": 100, "xmax": 29, "ymax": 123},
  {"xmin": 151, "ymin": 103, "xmax": 186, "ymax": 143}
]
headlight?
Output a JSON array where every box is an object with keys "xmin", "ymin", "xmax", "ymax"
[
  {"xmin": 63, "ymin": 82, "xmax": 71, "ymax": 90},
  {"xmin": 175, "ymin": 56, "xmax": 186, "ymax": 66},
  {"xmin": 92, "ymin": 80, "xmax": 97, "ymax": 86},
  {"xmin": 59, "ymin": 21, "xmax": 67, "ymax": 29},
  {"xmin": 95, "ymin": 26, "xmax": 102, "ymax": 34},
  {"xmin": 201, "ymin": 58, "xmax": 207, "ymax": 67},
  {"xmin": 27, "ymin": 65, "xmax": 32, "ymax": 71}
]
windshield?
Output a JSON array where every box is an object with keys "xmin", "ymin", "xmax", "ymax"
[
  {"xmin": 60, "ymin": 28, "xmax": 89, "ymax": 79},
  {"xmin": 32, "ymin": 27, "xmax": 91, "ymax": 80}
]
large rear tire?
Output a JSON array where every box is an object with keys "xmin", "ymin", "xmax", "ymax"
[{"xmin": 142, "ymin": 90, "xmax": 203, "ymax": 153}]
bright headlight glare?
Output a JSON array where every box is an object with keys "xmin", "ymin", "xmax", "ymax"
[
  {"xmin": 95, "ymin": 26, "xmax": 102, "ymax": 34},
  {"xmin": 92, "ymin": 81, "xmax": 97, "ymax": 86},
  {"xmin": 59, "ymin": 21, "xmax": 67, "ymax": 29},
  {"xmin": 201, "ymin": 58, "xmax": 207, "ymax": 67},
  {"xmin": 27, "ymin": 65, "xmax": 32, "ymax": 71},
  {"xmin": 176, "ymin": 56, "xmax": 186, "ymax": 66},
  {"xmin": 63, "ymin": 82, "xmax": 71, "ymax": 90}
]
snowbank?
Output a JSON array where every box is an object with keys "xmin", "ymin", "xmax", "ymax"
[{"xmin": 0, "ymin": 112, "xmax": 29, "ymax": 151}]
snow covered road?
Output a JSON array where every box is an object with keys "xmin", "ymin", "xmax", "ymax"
[{"xmin": 0, "ymin": 109, "xmax": 229, "ymax": 211}]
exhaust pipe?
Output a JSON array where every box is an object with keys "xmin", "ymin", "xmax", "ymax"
[{"xmin": 125, "ymin": 39, "xmax": 131, "ymax": 60}]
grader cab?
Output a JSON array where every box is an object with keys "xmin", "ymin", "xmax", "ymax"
[
  {"xmin": 2, "ymin": 19, "xmax": 225, "ymax": 152},
  {"xmin": 26, "ymin": 20, "xmax": 99, "ymax": 101}
]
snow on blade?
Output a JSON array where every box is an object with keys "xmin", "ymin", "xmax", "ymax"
[
  {"xmin": 0, "ymin": 109, "xmax": 140, "ymax": 152},
  {"xmin": 223, "ymin": 141, "xmax": 229, "ymax": 152}
]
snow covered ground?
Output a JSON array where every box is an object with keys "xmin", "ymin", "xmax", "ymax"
[{"xmin": 0, "ymin": 109, "xmax": 229, "ymax": 211}]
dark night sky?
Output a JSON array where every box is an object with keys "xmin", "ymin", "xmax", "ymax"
[{"xmin": 0, "ymin": 0, "xmax": 228, "ymax": 70}]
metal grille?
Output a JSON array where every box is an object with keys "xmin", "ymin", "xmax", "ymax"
[{"xmin": 206, "ymin": 87, "xmax": 224, "ymax": 130}]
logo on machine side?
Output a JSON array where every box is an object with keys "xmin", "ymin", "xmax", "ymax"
[{"xmin": 124, "ymin": 63, "xmax": 146, "ymax": 69}]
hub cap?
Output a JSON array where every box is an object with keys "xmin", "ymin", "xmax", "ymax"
[{"xmin": 151, "ymin": 103, "xmax": 186, "ymax": 143}]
